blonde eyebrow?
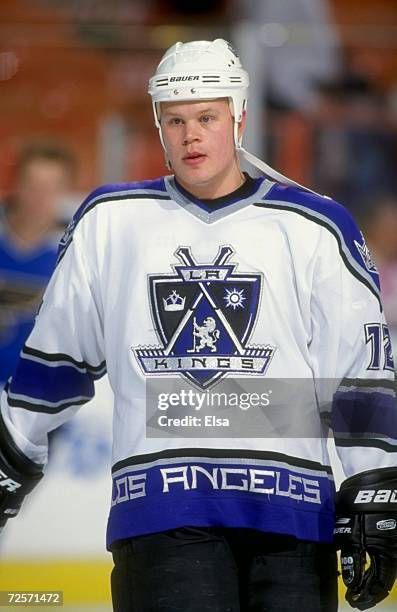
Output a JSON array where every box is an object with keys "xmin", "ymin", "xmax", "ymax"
[{"xmin": 162, "ymin": 107, "xmax": 218, "ymax": 118}]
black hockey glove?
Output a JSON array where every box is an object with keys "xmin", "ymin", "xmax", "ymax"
[
  {"xmin": 334, "ymin": 467, "xmax": 397, "ymax": 610},
  {"xmin": 0, "ymin": 411, "xmax": 44, "ymax": 533}
]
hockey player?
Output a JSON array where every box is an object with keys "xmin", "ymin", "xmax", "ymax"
[{"xmin": 1, "ymin": 39, "xmax": 396, "ymax": 611}]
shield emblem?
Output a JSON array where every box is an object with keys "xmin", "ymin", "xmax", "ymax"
[{"xmin": 134, "ymin": 246, "xmax": 275, "ymax": 389}]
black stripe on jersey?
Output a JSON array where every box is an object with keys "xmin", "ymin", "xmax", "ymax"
[
  {"xmin": 57, "ymin": 191, "xmax": 171, "ymax": 265},
  {"xmin": 340, "ymin": 377, "xmax": 396, "ymax": 391},
  {"xmin": 335, "ymin": 437, "xmax": 397, "ymax": 453},
  {"xmin": 112, "ymin": 447, "xmax": 333, "ymax": 475},
  {"xmin": 22, "ymin": 345, "xmax": 106, "ymax": 376},
  {"xmin": 254, "ymin": 202, "xmax": 381, "ymax": 309},
  {"xmin": 6, "ymin": 394, "xmax": 91, "ymax": 414}
]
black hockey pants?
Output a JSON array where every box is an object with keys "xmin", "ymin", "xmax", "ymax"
[{"xmin": 110, "ymin": 527, "xmax": 338, "ymax": 611}]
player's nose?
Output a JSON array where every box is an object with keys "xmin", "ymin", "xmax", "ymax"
[{"xmin": 182, "ymin": 120, "xmax": 201, "ymax": 144}]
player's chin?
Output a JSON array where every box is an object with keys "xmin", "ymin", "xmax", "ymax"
[
  {"xmin": 180, "ymin": 164, "xmax": 209, "ymax": 179},
  {"xmin": 177, "ymin": 166, "xmax": 210, "ymax": 184}
]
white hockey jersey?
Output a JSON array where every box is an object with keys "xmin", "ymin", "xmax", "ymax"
[{"xmin": 1, "ymin": 175, "xmax": 396, "ymax": 549}]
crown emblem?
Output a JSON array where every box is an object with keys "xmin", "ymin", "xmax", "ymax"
[{"xmin": 163, "ymin": 290, "xmax": 186, "ymax": 312}]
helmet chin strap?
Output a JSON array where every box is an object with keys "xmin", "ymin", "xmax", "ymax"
[
  {"xmin": 237, "ymin": 146, "xmax": 327, "ymax": 198},
  {"xmin": 158, "ymin": 127, "xmax": 172, "ymax": 170},
  {"xmin": 232, "ymin": 114, "xmax": 325, "ymax": 198}
]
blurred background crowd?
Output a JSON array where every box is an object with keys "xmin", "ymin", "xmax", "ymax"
[{"xmin": 0, "ymin": 1, "xmax": 396, "ymax": 608}]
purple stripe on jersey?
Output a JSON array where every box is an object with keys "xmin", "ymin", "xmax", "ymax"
[
  {"xmin": 9, "ymin": 356, "xmax": 95, "ymax": 405},
  {"xmin": 332, "ymin": 390, "xmax": 397, "ymax": 438}
]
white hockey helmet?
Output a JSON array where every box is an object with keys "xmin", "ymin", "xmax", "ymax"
[
  {"xmin": 148, "ymin": 38, "xmax": 249, "ymax": 148},
  {"xmin": 149, "ymin": 38, "xmax": 323, "ymax": 196}
]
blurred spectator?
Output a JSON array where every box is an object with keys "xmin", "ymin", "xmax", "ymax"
[
  {"xmin": 357, "ymin": 194, "xmax": 397, "ymax": 350},
  {"xmin": 0, "ymin": 140, "xmax": 76, "ymax": 386},
  {"xmin": 314, "ymin": 69, "xmax": 397, "ymax": 211},
  {"xmin": 234, "ymin": 0, "xmax": 340, "ymax": 110}
]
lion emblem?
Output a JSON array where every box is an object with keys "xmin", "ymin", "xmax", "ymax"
[{"xmin": 188, "ymin": 316, "xmax": 220, "ymax": 353}]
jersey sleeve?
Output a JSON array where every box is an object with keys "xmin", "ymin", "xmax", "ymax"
[
  {"xmin": 310, "ymin": 208, "xmax": 396, "ymax": 477},
  {"xmin": 0, "ymin": 210, "xmax": 106, "ymax": 466}
]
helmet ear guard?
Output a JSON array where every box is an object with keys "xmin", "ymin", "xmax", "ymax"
[{"xmin": 149, "ymin": 38, "xmax": 323, "ymax": 196}]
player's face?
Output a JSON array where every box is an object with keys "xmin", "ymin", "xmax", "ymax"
[{"xmin": 160, "ymin": 99, "xmax": 245, "ymax": 199}]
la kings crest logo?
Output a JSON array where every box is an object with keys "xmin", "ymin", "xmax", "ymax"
[{"xmin": 133, "ymin": 245, "xmax": 275, "ymax": 389}]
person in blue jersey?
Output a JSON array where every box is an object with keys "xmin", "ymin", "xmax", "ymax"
[
  {"xmin": 0, "ymin": 141, "xmax": 76, "ymax": 385},
  {"xmin": 0, "ymin": 40, "xmax": 396, "ymax": 612}
]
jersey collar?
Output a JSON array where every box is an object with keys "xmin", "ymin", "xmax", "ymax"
[{"xmin": 164, "ymin": 174, "xmax": 274, "ymax": 223}]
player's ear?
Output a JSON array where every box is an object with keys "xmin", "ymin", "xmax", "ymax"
[{"xmin": 238, "ymin": 110, "xmax": 247, "ymax": 142}]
